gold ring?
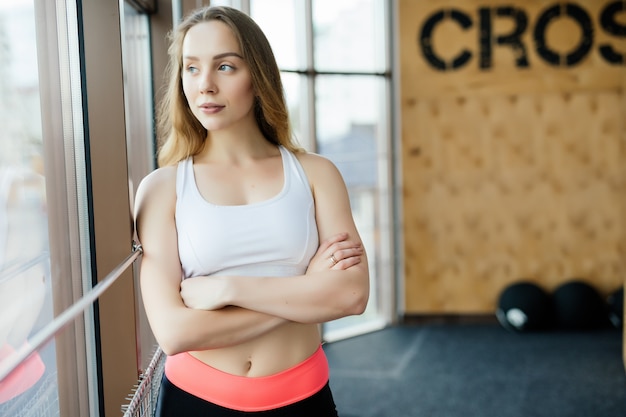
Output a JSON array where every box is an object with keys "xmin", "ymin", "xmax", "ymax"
[{"xmin": 330, "ymin": 254, "xmax": 338, "ymax": 265}]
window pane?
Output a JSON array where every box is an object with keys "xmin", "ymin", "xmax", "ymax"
[
  {"xmin": 0, "ymin": 0, "xmax": 59, "ymax": 414},
  {"xmin": 250, "ymin": 0, "xmax": 306, "ymax": 71},
  {"xmin": 316, "ymin": 75, "xmax": 388, "ymax": 336},
  {"xmin": 281, "ymin": 72, "xmax": 314, "ymax": 150},
  {"xmin": 208, "ymin": 0, "xmax": 238, "ymax": 8},
  {"xmin": 313, "ymin": 0, "xmax": 386, "ymax": 73},
  {"xmin": 315, "ymin": 75, "xmax": 384, "ymax": 162}
]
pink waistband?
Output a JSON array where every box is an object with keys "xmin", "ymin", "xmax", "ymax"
[{"xmin": 164, "ymin": 345, "xmax": 329, "ymax": 412}]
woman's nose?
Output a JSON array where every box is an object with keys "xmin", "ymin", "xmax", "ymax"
[{"xmin": 199, "ymin": 72, "xmax": 217, "ymax": 94}]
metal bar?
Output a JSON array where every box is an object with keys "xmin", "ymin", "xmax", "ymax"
[{"xmin": 0, "ymin": 245, "xmax": 142, "ymax": 382}]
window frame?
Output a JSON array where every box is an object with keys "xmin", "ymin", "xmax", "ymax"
[{"xmin": 246, "ymin": 0, "xmax": 399, "ymax": 335}]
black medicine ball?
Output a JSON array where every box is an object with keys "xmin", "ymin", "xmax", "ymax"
[
  {"xmin": 496, "ymin": 282, "xmax": 553, "ymax": 332},
  {"xmin": 606, "ymin": 286, "xmax": 624, "ymax": 329},
  {"xmin": 552, "ymin": 280, "xmax": 607, "ymax": 330}
]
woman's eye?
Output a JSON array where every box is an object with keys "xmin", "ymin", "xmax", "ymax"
[
  {"xmin": 185, "ymin": 66, "xmax": 198, "ymax": 74},
  {"xmin": 218, "ymin": 64, "xmax": 234, "ymax": 72}
]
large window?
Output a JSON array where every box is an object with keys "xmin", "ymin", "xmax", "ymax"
[
  {"xmin": 0, "ymin": 1, "xmax": 61, "ymax": 415},
  {"xmin": 1, "ymin": 1, "xmax": 148, "ymax": 416}
]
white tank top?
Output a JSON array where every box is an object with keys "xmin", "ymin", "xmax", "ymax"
[{"xmin": 175, "ymin": 146, "xmax": 319, "ymax": 279}]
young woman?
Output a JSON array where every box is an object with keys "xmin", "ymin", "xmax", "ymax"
[{"xmin": 134, "ymin": 6, "xmax": 369, "ymax": 416}]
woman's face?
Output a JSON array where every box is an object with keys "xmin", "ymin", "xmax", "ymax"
[{"xmin": 181, "ymin": 20, "xmax": 256, "ymax": 132}]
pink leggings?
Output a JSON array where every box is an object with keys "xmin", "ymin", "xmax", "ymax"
[{"xmin": 164, "ymin": 345, "xmax": 330, "ymax": 412}]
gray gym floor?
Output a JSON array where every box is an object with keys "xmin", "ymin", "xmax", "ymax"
[{"xmin": 324, "ymin": 323, "xmax": 626, "ymax": 417}]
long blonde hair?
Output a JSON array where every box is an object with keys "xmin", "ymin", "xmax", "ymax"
[{"xmin": 157, "ymin": 6, "xmax": 302, "ymax": 167}]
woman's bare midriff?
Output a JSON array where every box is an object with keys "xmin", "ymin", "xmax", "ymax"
[{"xmin": 188, "ymin": 321, "xmax": 322, "ymax": 377}]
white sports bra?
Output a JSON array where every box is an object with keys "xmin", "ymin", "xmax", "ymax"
[{"xmin": 175, "ymin": 146, "xmax": 319, "ymax": 279}]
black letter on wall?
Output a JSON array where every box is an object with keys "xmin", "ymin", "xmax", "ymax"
[
  {"xmin": 420, "ymin": 9, "xmax": 473, "ymax": 71},
  {"xmin": 599, "ymin": 1, "xmax": 626, "ymax": 65},
  {"xmin": 480, "ymin": 6, "xmax": 529, "ymax": 69},
  {"xmin": 534, "ymin": 3, "xmax": 593, "ymax": 67}
]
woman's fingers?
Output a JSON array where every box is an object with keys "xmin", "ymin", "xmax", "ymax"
[
  {"xmin": 329, "ymin": 244, "xmax": 364, "ymax": 269},
  {"xmin": 329, "ymin": 241, "xmax": 363, "ymax": 259},
  {"xmin": 306, "ymin": 233, "xmax": 363, "ymax": 274},
  {"xmin": 333, "ymin": 254, "xmax": 362, "ymax": 269}
]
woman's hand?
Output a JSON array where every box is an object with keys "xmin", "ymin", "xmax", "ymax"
[
  {"xmin": 306, "ymin": 232, "xmax": 364, "ymax": 275},
  {"xmin": 180, "ymin": 276, "xmax": 231, "ymax": 310}
]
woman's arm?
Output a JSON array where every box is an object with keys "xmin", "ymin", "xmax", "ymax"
[
  {"xmin": 180, "ymin": 154, "xmax": 370, "ymax": 324},
  {"xmin": 134, "ymin": 167, "xmax": 287, "ymax": 355}
]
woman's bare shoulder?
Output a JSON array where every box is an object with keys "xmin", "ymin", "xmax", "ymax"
[
  {"xmin": 294, "ymin": 151, "xmax": 339, "ymax": 175},
  {"xmin": 134, "ymin": 165, "xmax": 178, "ymax": 212},
  {"xmin": 138, "ymin": 165, "xmax": 176, "ymax": 187},
  {"xmin": 294, "ymin": 151, "xmax": 343, "ymax": 184}
]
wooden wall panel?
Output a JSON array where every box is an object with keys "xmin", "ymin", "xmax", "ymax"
[{"xmin": 399, "ymin": 0, "xmax": 626, "ymax": 313}]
